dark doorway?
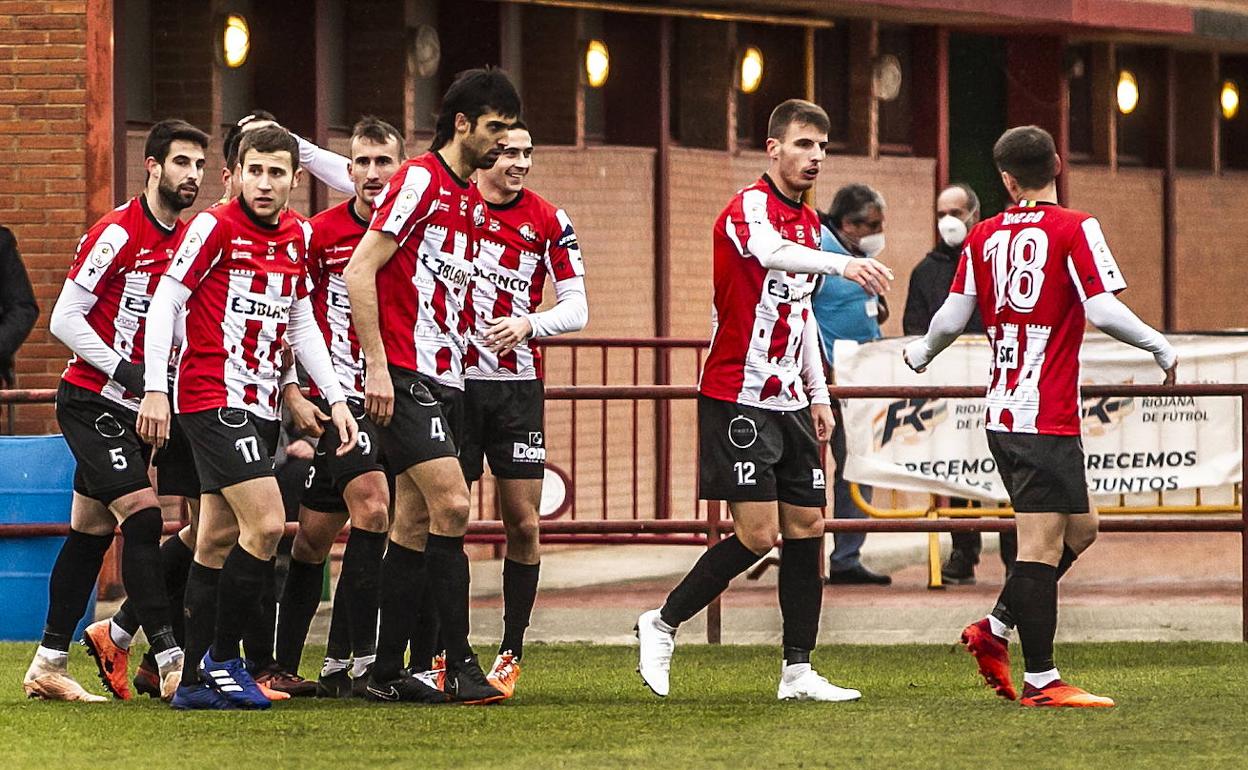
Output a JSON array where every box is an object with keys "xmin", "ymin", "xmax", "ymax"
[{"xmin": 949, "ymin": 34, "xmax": 1008, "ymax": 217}]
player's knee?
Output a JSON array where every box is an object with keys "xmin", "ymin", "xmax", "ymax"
[
  {"xmin": 1067, "ymin": 525, "xmax": 1097, "ymax": 554},
  {"xmin": 504, "ymin": 514, "xmax": 540, "ymax": 550},
  {"xmin": 737, "ymin": 526, "xmax": 779, "ymax": 555},
  {"xmin": 291, "ymin": 530, "xmax": 332, "ymax": 563},
  {"xmin": 346, "ymin": 482, "xmax": 390, "ymax": 533},
  {"xmin": 119, "ymin": 507, "xmax": 164, "ymax": 544}
]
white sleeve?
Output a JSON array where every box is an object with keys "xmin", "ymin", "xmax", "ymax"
[
  {"xmin": 286, "ymin": 295, "xmax": 346, "ymax": 404},
  {"xmin": 902, "ymin": 293, "xmax": 978, "ymax": 371},
  {"xmin": 49, "ymin": 280, "xmax": 122, "ymax": 376},
  {"xmin": 279, "ymin": 360, "xmax": 299, "ymax": 389},
  {"xmin": 526, "ymin": 277, "xmax": 588, "ymax": 338},
  {"xmin": 143, "ymin": 276, "xmax": 192, "ymax": 392},
  {"xmin": 1083, "ymin": 292, "xmax": 1177, "ymax": 369},
  {"xmin": 801, "ymin": 317, "xmax": 830, "ymax": 405},
  {"xmin": 734, "ymin": 188, "xmax": 850, "ymax": 275},
  {"xmin": 294, "ymin": 134, "xmax": 354, "ymax": 196}
]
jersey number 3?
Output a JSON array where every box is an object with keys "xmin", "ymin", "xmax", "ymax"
[{"xmin": 984, "ymin": 227, "xmax": 1049, "ymax": 313}]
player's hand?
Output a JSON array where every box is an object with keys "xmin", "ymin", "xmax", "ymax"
[
  {"xmin": 843, "ymin": 257, "xmax": 894, "ymax": 296},
  {"xmin": 902, "ymin": 341, "xmax": 928, "ymax": 374},
  {"xmin": 136, "ymin": 392, "xmax": 171, "ymax": 449},
  {"xmin": 364, "ymin": 366, "xmax": 394, "ymax": 426},
  {"xmin": 484, "ymin": 316, "xmax": 533, "ymax": 355},
  {"xmin": 1162, "ymin": 358, "xmax": 1178, "ymax": 386},
  {"xmin": 329, "ymin": 401, "xmax": 360, "ymax": 456},
  {"xmin": 283, "ymin": 384, "xmax": 326, "ymax": 438},
  {"xmin": 811, "ymin": 403, "xmax": 835, "ymax": 442}
]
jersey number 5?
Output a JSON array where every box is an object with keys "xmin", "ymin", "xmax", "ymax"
[{"xmin": 985, "ymin": 227, "xmax": 1049, "ymax": 313}]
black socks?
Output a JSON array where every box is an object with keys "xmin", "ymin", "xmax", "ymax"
[
  {"xmin": 1006, "ymin": 560, "xmax": 1059, "ymax": 673},
  {"xmin": 424, "ymin": 534, "xmax": 473, "ymax": 663},
  {"xmin": 660, "ymin": 536, "xmax": 760, "ymax": 628},
  {"xmin": 500, "ymin": 559, "xmax": 540, "ymax": 659},
  {"xmin": 41, "ymin": 529, "xmax": 114, "ymax": 651},
  {"xmin": 181, "ymin": 562, "xmax": 221, "ymax": 683},
  {"xmin": 275, "ymin": 558, "xmax": 324, "ymax": 674},
  {"xmin": 992, "ymin": 545, "xmax": 1077, "ymax": 629},
  {"xmin": 212, "ymin": 546, "xmax": 269, "ymax": 662},
  {"xmin": 778, "ymin": 537, "xmax": 821, "ymax": 661},
  {"xmin": 118, "ymin": 508, "xmax": 177, "ymax": 654},
  {"xmin": 374, "ymin": 541, "xmax": 426, "ymax": 681},
  {"xmin": 340, "ymin": 527, "xmax": 386, "ymax": 659}
]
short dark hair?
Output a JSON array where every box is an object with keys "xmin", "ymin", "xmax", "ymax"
[
  {"xmin": 945, "ymin": 182, "xmax": 980, "ymax": 218},
  {"xmin": 431, "ymin": 67, "xmax": 522, "ymax": 152},
  {"xmin": 144, "ymin": 119, "xmax": 209, "ymax": 164},
  {"xmin": 350, "ymin": 116, "xmax": 405, "ymax": 160},
  {"xmin": 993, "ymin": 125, "xmax": 1058, "ymax": 190},
  {"xmin": 766, "ymin": 99, "xmax": 831, "ymax": 141},
  {"xmin": 224, "ymin": 109, "xmax": 279, "ymax": 167},
  {"xmin": 826, "ymin": 184, "xmax": 885, "ymax": 230},
  {"xmin": 236, "ymin": 124, "xmax": 299, "ymax": 171}
]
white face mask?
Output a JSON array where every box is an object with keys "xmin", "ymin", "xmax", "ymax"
[
  {"xmin": 938, "ymin": 215, "xmax": 968, "ymax": 248},
  {"xmin": 857, "ymin": 232, "xmax": 886, "ymax": 258}
]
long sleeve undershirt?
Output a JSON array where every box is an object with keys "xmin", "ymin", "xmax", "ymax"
[{"xmin": 49, "ymin": 279, "xmax": 122, "ymax": 376}]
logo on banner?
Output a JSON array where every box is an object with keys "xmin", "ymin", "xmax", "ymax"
[
  {"xmin": 1081, "ymin": 394, "xmax": 1134, "ymax": 436},
  {"xmin": 873, "ymin": 398, "xmax": 948, "ymax": 450}
]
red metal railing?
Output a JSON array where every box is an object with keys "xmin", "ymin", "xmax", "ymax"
[{"xmin": 2, "ymin": 367, "xmax": 1246, "ymax": 642}]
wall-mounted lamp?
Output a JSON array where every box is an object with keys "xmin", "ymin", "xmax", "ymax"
[
  {"xmin": 414, "ymin": 25, "xmax": 441, "ymax": 79},
  {"xmin": 585, "ymin": 39, "xmax": 609, "ymax": 88},
  {"xmin": 221, "ymin": 14, "xmax": 250, "ymax": 69},
  {"xmin": 1222, "ymin": 79, "xmax": 1239, "ymax": 121},
  {"xmin": 1116, "ymin": 69, "xmax": 1139, "ymax": 115},
  {"xmin": 873, "ymin": 54, "xmax": 903, "ymax": 102},
  {"xmin": 739, "ymin": 46, "xmax": 764, "ymax": 94}
]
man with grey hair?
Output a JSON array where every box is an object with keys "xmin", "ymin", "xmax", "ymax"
[{"xmin": 813, "ymin": 183, "xmax": 892, "ymax": 585}]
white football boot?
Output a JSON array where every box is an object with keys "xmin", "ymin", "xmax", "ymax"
[
  {"xmin": 635, "ymin": 609, "xmax": 675, "ymax": 697},
  {"xmin": 777, "ymin": 663, "xmax": 861, "ymax": 702}
]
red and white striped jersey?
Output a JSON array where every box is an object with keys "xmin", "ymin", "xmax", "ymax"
[
  {"xmin": 951, "ymin": 201, "xmax": 1127, "ymax": 435},
  {"xmin": 370, "ymin": 151, "xmax": 479, "ymax": 389},
  {"xmin": 306, "ymin": 199, "xmax": 369, "ymax": 399},
  {"xmin": 466, "ymin": 189, "xmax": 585, "ymax": 380},
  {"xmin": 699, "ymin": 175, "xmax": 822, "ymax": 411},
  {"xmin": 64, "ymin": 196, "xmax": 185, "ymax": 410},
  {"xmin": 165, "ymin": 197, "xmax": 312, "ymax": 420}
]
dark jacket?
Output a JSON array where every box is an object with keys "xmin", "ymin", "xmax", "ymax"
[
  {"xmin": 0, "ymin": 226, "xmax": 39, "ymax": 387},
  {"xmin": 902, "ymin": 241, "xmax": 984, "ymax": 336}
]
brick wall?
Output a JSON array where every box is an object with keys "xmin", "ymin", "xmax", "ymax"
[
  {"xmin": 0, "ymin": 2, "xmax": 87, "ymax": 434},
  {"xmin": 1066, "ymin": 165, "xmax": 1165, "ymax": 328},
  {"xmin": 1172, "ymin": 172, "xmax": 1248, "ymax": 330}
]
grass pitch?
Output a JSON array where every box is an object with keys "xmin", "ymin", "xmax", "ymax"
[{"xmin": 0, "ymin": 641, "xmax": 1243, "ymax": 769}]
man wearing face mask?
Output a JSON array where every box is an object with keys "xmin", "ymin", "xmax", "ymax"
[
  {"xmin": 813, "ymin": 184, "xmax": 891, "ymax": 586},
  {"xmin": 904, "ymin": 185, "xmax": 1015, "ymax": 585}
]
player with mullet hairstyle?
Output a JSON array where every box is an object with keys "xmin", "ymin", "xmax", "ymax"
[
  {"xmin": 637, "ymin": 99, "xmax": 893, "ymax": 701},
  {"xmin": 138, "ymin": 125, "xmax": 359, "ymax": 710},
  {"xmin": 272, "ymin": 117, "xmax": 406, "ymax": 698},
  {"xmin": 345, "ymin": 67, "xmax": 520, "ymax": 704},
  {"xmin": 26, "ymin": 119, "xmax": 209, "ymax": 703},
  {"xmin": 904, "ymin": 125, "xmax": 1177, "ymax": 708},
  {"xmin": 458, "ymin": 122, "xmax": 588, "ymax": 698}
]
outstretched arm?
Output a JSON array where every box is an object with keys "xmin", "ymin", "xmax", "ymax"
[
  {"xmin": 294, "ymin": 134, "xmax": 354, "ymax": 195},
  {"xmin": 902, "ymin": 294, "xmax": 977, "ymax": 373},
  {"xmin": 1083, "ymin": 292, "xmax": 1177, "ymax": 382}
]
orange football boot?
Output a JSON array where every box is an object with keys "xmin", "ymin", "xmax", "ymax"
[
  {"xmin": 486, "ymin": 652, "xmax": 521, "ymax": 700},
  {"xmin": 81, "ymin": 620, "xmax": 132, "ymax": 700},
  {"xmin": 1021, "ymin": 680, "xmax": 1115, "ymax": 708}
]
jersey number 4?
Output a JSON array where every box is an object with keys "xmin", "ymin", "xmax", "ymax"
[{"xmin": 984, "ymin": 227, "xmax": 1049, "ymax": 314}]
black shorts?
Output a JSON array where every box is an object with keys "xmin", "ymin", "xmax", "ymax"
[
  {"xmin": 697, "ymin": 395, "xmax": 826, "ymax": 508},
  {"xmin": 460, "ymin": 378, "xmax": 545, "ymax": 482},
  {"xmin": 179, "ymin": 407, "xmax": 281, "ymax": 494},
  {"xmin": 987, "ymin": 432, "xmax": 1090, "ymax": 514},
  {"xmin": 302, "ymin": 397, "xmax": 387, "ymax": 514},
  {"xmin": 153, "ymin": 413, "xmax": 201, "ymax": 498},
  {"xmin": 378, "ymin": 366, "xmax": 463, "ymax": 475},
  {"xmin": 56, "ymin": 380, "xmax": 152, "ymax": 505}
]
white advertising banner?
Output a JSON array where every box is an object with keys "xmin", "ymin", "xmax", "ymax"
[{"xmin": 834, "ymin": 334, "xmax": 1247, "ymax": 504}]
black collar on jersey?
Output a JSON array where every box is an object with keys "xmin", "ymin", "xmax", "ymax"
[
  {"xmin": 237, "ymin": 194, "xmax": 281, "ymax": 230},
  {"xmin": 486, "ymin": 188, "xmax": 524, "ymax": 212},
  {"xmin": 347, "ymin": 197, "xmax": 370, "ymax": 228},
  {"xmin": 139, "ymin": 194, "xmax": 176, "ymax": 235},
  {"xmin": 434, "ymin": 151, "xmax": 470, "ymax": 189},
  {"xmin": 762, "ymin": 174, "xmax": 803, "ymax": 211}
]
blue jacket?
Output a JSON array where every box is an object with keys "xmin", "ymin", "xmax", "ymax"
[{"xmin": 811, "ymin": 225, "xmax": 881, "ymax": 361}]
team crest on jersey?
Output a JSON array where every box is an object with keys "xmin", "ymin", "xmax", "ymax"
[
  {"xmin": 88, "ymin": 242, "xmax": 114, "ymax": 269},
  {"xmin": 473, "ymin": 203, "xmax": 486, "ymax": 227},
  {"xmin": 394, "ymin": 188, "xmax": 419, "ymax": 218},
  {"xmin": 519, "ymin": 223, "xmax": 538, "ymax": 242},
  {"xmin": 286, "ymin": 242, "xmax": 299, "ymax": 263},
  {"xmin": 728, "ymin": 415, "xmax": 758, "ymax": 449},
  {"xmin": 175, "ymin": 233, "xmax": 203, "ymax": 265}
]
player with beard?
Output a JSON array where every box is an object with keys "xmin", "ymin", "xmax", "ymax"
[
  {"xmin": 457, "ymin": 122, "xmax": 588, "ymax": 698},
  {"xmin": 344, "ymin": 68, "xmax": 520, "ymax": 704},
  {"xmin": 268, "ymin": 117, "xmax": 405, "ymax": 697},
  {"xmin": 138, "ymin": 126, "xmax": 358, "ymax": 710},
  {"xmin": 25, "ymin": 120, "xmax": 208, "ymax": 703}
]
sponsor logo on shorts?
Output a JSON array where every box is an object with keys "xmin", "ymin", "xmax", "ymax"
[
  {"xmin": 513, "ymin": 431, "xmax": 546, "ymax": 463},
  {"xmin": 94, "ymin": 413, "xmax": 125, "ymax": 438},
  {"xmin": 727, "ymin": 415, "xmax": 758, "ymax": 449},
  {"xmin": 812, "ymin": 469, "xmax": 825, "ymax": 489}
]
